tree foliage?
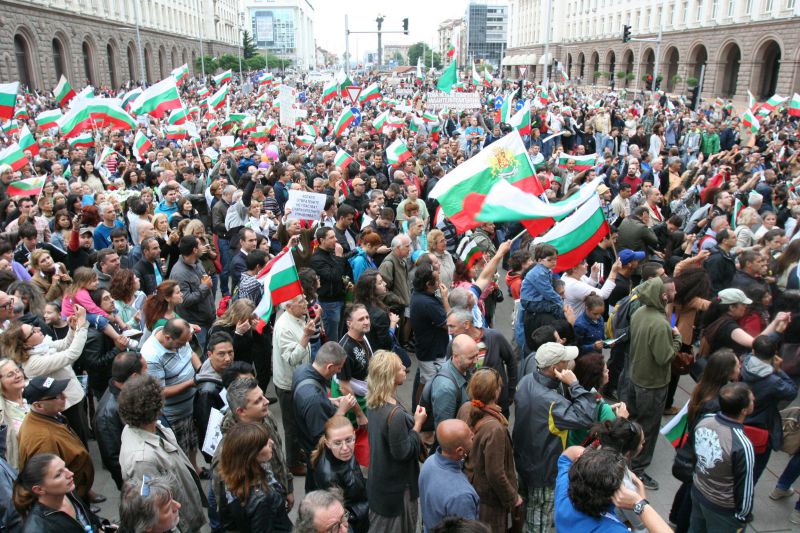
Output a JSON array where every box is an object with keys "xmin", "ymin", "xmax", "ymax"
[
  {"xmin": 218, "ymin": 54, "xmax": 240, "ymax": 71},
  {"xmin": 196, "ymin": 56, "xmax": 218, "ymax": 74},
  {"xmin": 242, "ymin": 31, "xmax": 258, "ymax": 59},
  {"xmin": 246, "ymin": 56, "xmax": 266, "ymax": 70},
  {"xmin": 408, "ymin": 42, "xmax": 442, "ymax": 70}
]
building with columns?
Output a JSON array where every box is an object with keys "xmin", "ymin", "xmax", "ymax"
[
  {"xmin": 243, "ymin": 0, "xmax": 316, "ymax": 71},
  {"xmin": 0, "ymin": 0, "xmax": 241, "ymax": 91},
  {"xmin": 503, "ymin": 0, "xmax": 800, "ymax": 103}
]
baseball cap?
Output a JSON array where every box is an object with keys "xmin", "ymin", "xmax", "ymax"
[
  {"xmin": 619, "ymin": 249, "xmax": 646, "ymax": 266},
  {"xmin": 79, "ymin": 225, "xmax": 95, "ymax": 235},
  {"xmin": 535, "ymin": 342, "xmax": 579, "ymax": 369},
  {"xmin": 23, "ymin": 376, "xmax": 70, "ymax": 403},
  {"xmin": 718, "ymin": 288, "xmax": 752, "ymax": 305}
]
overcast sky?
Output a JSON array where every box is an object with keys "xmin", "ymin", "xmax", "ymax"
[{"xmin": 312, "ymin": 0, "xmax": 469, "ymax": 60}]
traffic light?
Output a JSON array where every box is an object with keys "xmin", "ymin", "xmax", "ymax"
[
  {"xmin": 688, "ymin": 86, "xmax": 699, "ymax": 111},
  {"xmin": 402, "ymin": 18, "xmax": 409, "ymax": 35},
  {"xmin": 622, "ymin": 25, "xmax": 631, "ymax": 43}
]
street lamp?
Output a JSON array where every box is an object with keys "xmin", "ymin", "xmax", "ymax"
[{"xmin": 133, "ymin": 0, "xmax": 146, "ymax": 82}]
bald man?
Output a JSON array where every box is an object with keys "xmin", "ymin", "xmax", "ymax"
[
  {"xmin": 431, "ymin": 334, "xmax": 478, "ymax": 428},
  {"xmin": 419, "ymin": 419, "xmax": 479, "ymax": 532}
]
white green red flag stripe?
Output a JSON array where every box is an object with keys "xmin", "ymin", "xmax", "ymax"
[
  {"xmin": 214, "ymin": 70, "xmax": 232, "ymax": 86},
  {"xmin": 196, "ymin": 87, "xmax": 209, "ymax": 99},
  {"xmin": 39, "ymin": 137, "xmax": 55, "ymax": 148},
  {"xmin": 457, "ymin": 238, "xmax": 483, "ymax": 269},
  {"xmin": 241, "ymin": 116, "xmax": 257, "ymax": 133},
  {"xmin": 2, "ymin": 120, "xmax": 19, "ymax": 136},
  {"xmin": 760, "ymin": 94, "xmax": 787, "ymax": 113},
  {"xmin": 0, "ymin": 143, "xmax": 29, "ymax": 172},
  {"xmin": 165, "ymin": 125, "xmax": 187, "ymax": 140},
  {"xmin": 35, "ymin": 109, "xmax": 62, "ymax": 130},
  {"xmin": 558, "ymin": 153, "xmax": 597, "ymax": 172},
  {"xmin": 499, "ymin": 92, "xmax": 514, "ymax": 124},
  {"xmin": 88, "ymin": 100, "xmax": 136, "ymax": 130},
  {"xmin": 168, "ymin": 107, "xmax": 188, "ymax": 125},
  {"xmin": 385, "ymin": 116, "xmax": 405, "ymax": 130},
  {"xmin": 14, "ymin": 108, "xmax": 28, "ymax": 121},
  {"xmin": 301, "ymin": 123, "xmax": 319, "ymax": 138},
  {"xmin": 335, "ymin": 149, "xmax": 355, "ymax": 171},
  {"xmin": 52, "ymin": 76, "xmax": 75, "ymax": 107},
  {"xmin": 6, "ymin": 175, "xmax": 45, "ymax": 197},
  {"xmin": 386, "ymin": 138, "xmax": 412, "ymax": 168},
  {"xmin": 121, "ymin": 88, "xmax": 142, "ymax": 111},
  {"xmin": 446, "ymin": 42, "xmax": 455, "ymax": 57},
  {"xmin": 265, "ymin": 118, "xmax": 278, "ymax": 135},
  {"xmin": 731, "ymin": 198, "xmax": 744, "ymax": 230},
  {"xmin": 171, "ymin": 64, "xmax": 189, "ymax": 84},
  {"xmin": 358, "ymin": 83, "xmax": 381, "ymax": 104},
  {"xmin": 229, "ymin": 113, "xmax": 246, "ymax": 123},
  {"xmin": 207, "ymin": 84, "xmax": 228, "ymax": 111},
  {"xmin": 471, "ymin": 63, "xmax": 482, "ymax": 86},
  {"xmin": 372, "ymin": 110, "xmax": 390, "ymax": 132},
  {"xmin": 57, "ymin": 102, "xmax": 94, "ymax": 138},
  {"xmin": 508, "ymin": 101, "xmax": 531, "ymax": 136},
  {"xmin": 789, "ymin": 93, "xmax": 800, "ymax": 118},
  {"xmin": 73, "ymin": 86, "xmax": 95, "ymax": 103},
  {"xmin": 131, "ymin": 78, "xmax": 182, "ymax": 118},
  {"xmin": 559, "ymin": 68, "xmax": 569, "ymax": 84},
  {"xmin": 336, "ymin": 70, "xmax": 353, "ymax": 95},
  {"xmin": 538, "ymin": 88, "xmax": 549, "ymax": 106},
  {"xmin": 321, "ymin": 79, "xmax": 338, "ymax": 105},
  {"xmin": 430, "ymin": 130, "xmax": 543, "ymax": 232},
  {"xmin": 296, "ymin": 134, "xmax": 314, "ymax": 147},
  {"xmin": 253, "ymin": 247, "xmax": 303, "ymax": 331},
  {"xmin": 95, "ymin": 146, "xmax": 116, "ymax": 167},
  {"xmin": 68, "ymin": 132, "xmax": 94, "ymax": 148},
  {"xmin": 532, "ymin": 195, "xmax": 609, "ymax": 272},
  {"xmin": 18, "ymin": 125, "xmax": 38, "ymax": 157},
  {"xmin": 250, "ymin": 127, "xmax": 269, "ymax": 143},
  {"xmin": 332, "ymin": 107, "xmax": 356, "ymax": 137},
  {"xmin": 660, "ymin": 401, "xmax": 689, "ymax": 448},
  {"xmin": 484, "ymin": 69, "xmax": 493, "ymax": 86},
  {"xmin": 258, "ymin": 72, "xmax": 274, "ymax": 86},
  {"xmin": 133, "ymin": 130, "xmax": 152, "ymax": 161},
  {"xmin": 742, "ymin": 110, "xmax": 759, "ymax": 134},
  {"xmin": 422, "ymin": 112, "xmax": 438, "ymax": 123},
  {"xmin": 0, "ymin": 82, "xmax": 17, "ymax": 121}
]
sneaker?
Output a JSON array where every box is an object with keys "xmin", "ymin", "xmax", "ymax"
[
  {"xmin": 770, "ymin": 487, "xmax": 795, "ymax": 500},
  {"xmin": 637, "ymin": 471, "xmax": 659, "ymax": 491},
  {"xmin": 126, "ymin": 338, "xmax": 139, "ymax": 349},
  {"xmin": 790, "ymin": 509, "xmax": 800, "ymax": 525},
  {"xmin": 663, "ymin": 406, "xmax": 680, "ymax": 416}
]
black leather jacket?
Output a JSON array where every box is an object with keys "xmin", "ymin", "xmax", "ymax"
[
  {"xmin": 78, "ymin": 328, "xmax": 119, "ymax": 399},
  {"xmin": 93, "ymin": 381, "xmax": 124, "ymax": 489},
  {"xmin": 21, "ymin": 493, "xmax": 101, "ymax": 533},
  {"xmin": 220, "ymin": 479, "xmax": 292, "ymax": 533},
  {"xmin": 312, "ymin": 449, "xmax": 369, "ymax": 533}
]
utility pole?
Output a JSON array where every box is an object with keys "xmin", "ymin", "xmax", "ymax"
[
  {"xmin": 133, "ymin": 0, "xmax": 146, "ymax": 82},
  {"xmin": 376, "ymin": 16, "xmax": 384, "ymax": 68},
  {"xmin": 542, "ymin": 0, "xmax": 552, "ymax": 86},
  {"xmin": 238, "ymin": 14, "xmax": 243, "ymax": 80},
  {"xmin": 199, "ymin": 0, "xmax": 206, "ymax": 79},
  {"xmin": 345, "ymin": 15, "xmax": 350, "ymax": 75},
  {"xmin": 651, "ymin": 0, "xmax": 665, "ymax": 92}
]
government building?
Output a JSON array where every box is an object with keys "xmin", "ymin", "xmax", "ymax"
[
  {"xmin": 503, "ymin": 0, "xmax": 800, "ymax": 104},
  {"xmin": 0, "ymin": 0, "xmax": 241, "ymax": 91}
]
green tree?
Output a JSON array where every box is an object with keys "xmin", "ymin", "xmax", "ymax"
[
  {"xmin": 266, "ymin": 53, "xmax": 292, "ymax": 70},
  {"xmin": 432, "ymin": 52, "xmax": 442, "ymax": 69},
  {"xmin": 246, "ymin": 55, "xmax": 266, "ymax": 70},
  {"xmin": 408, "ymin": 42, "xmax": 431, "ymax": 68},
  {"xmin": 196, "ymin": 56, "xmax": 218, "ymax": 74},
  {"xmin": 242, "ymin": 31, "xmax": 258, "ymax": 59},
  {"xmin": 218, "ymin": 54, "xmax": 239, "ymax": 71},
  {"xmin": 392, "ymin": 52, "xmax": 404, "ymax": 64}
]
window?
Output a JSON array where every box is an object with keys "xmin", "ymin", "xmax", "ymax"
[
  {"xmin": 683, "ymin": 1, "xmax": 690, "ymax": 22},
  {"xmin": 697, "ymin": 0, "xmax": 704, "ymax": 20},
  {"xmin": 728, "ymin": 0, "xmax": 736, "ymax": 16},
  {"xmin": 764, "ymin": 0, "xmax": 773, "ymax": 11},
  {"xmin": 746, "ymin": 0, "xmax": 753, "ymax": 13},
  {"xmin": 789, "ymin": 0, "xmax": 796, "ymax": 10},
  {"xmin": 712, "ymin": 0, "xmax": 719, "ymax": 17}
]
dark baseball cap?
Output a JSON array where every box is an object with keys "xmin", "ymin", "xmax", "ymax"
[{"xmin": 23, "ymin": 376, "xmax": 69, "ymax": 403}]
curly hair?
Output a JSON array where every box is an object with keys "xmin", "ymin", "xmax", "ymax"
[
  {"xmin": 109, "ymin": 268, "xmax": 138, "ymax": 302},
  {"xmin": 218, "ymin": 422, "xmax": 271, "ymax": 502},
  {"xmin": 365, "ymin": 350, "xmax": 403, "ymax": 409},
  {"xmin": 118, "ymin": 374, "xmax": 165, "ymax": 428},
  {"xmin": 573, "ymin": 352, "xmax": 606, "ymax": 391},
  {"xmin": 568, "ymin": 447, "xmax": 626, "ymax": 518},
  {"xmin": 213, "ymin": 299, "xmax": 255, "ymax": 329},
  {"xmin": 0, "ymin": 323, "xmax": 30, "ymax": 364},
  {"xmin": 674, "ymin": 265, "xmax": 711, "ymax": 306}
]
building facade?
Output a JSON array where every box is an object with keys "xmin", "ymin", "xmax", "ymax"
[
  {"xmin": 383, "ymin": 44, "xmax": 411, "ymax": 65},
  {"xmin": 244, "ymin": 0, "xmax": 315, "ymax": 71},
  {"xmin": 437, "ymin": 18, "xmax": 467, "ymax": 66},
  {"xmin": 503, "ymin": 0, "xmax": 800, "ymax": 103},
  {"xmin": 0, "ymin": 0, "xmax": 240, "ymax": 91},
  {"xmin": 465, "ymin": 0, "xmax": 508, "ymax": 69}
]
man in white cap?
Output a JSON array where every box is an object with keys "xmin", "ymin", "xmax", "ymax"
[{"xmin": 512, "ymin": 342, "xmax": 596, "ymax": 533}]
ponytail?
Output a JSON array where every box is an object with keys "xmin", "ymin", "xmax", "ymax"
[
  {"xmin": 14, "ymin": 454, "xmax": 57, "ymax": 516},
  {"xmin": 310, "ymin": 415, "xmax": 354, "ymax": 468}
]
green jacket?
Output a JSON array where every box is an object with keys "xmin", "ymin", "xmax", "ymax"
[
  {"xmin": 628, "ymin": 278, "xmax": 682, "ymax": 389},
  {"xmin": 700, "ymin": 132, "xmax": 720, "ymax": 157}
]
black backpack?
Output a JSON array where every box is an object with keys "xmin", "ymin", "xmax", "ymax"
[{"xmin": 417, "ymin": 367, "xmax": 463, "ymax": 433}]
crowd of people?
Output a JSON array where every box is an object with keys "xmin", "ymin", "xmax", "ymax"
[{"xmin": 0, "ymin": 61, "xmax": 797, "ymax": 533}]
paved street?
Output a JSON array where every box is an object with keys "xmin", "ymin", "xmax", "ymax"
[{"xmin": 87, "ymin": 288, "xmax": 800, "ymax": 532}]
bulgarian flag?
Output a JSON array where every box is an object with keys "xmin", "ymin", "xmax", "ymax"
[
  {"xmin": 301, "ymin": 123, "xmax": 319, "ymax": 138},
  {"xmin": 372, "ymin": 110, "xmax": 390, "ymax": 132},
  {"xmin": 130, "ymin": 77, "xmax": 182, "ymax": 118},
  {"xmin": 196, "ymin": 86, "xmax": 210, "ymax": 99},
  {"xmin": 471, "ymin": 63, "xmax": 482, "ymax": 86},
  {"xmin": 358, "ymin": 83, "xmax": 381, "ymax": 104},
  {"xmin": 95, "ymin": 146, "xmax": 116, "ymax": 167},
  {"xmin": 0, "ymin": 143, "xmax": 29, "ymax": 172},
  {"xmin": 499, "ymin": 92, "xmax": 514, "ymax": 124},
  {"xmin": 422, "ymin": 112, "xmax": 438, "ymax": 123},
  {"xmin": 57, "ymin": 101, "xmax": 95, "ymax": 138},
  {"xmin": 660, "ymin": 401, "xmax": 689, "ymax": 448},
  {"xmin": 296, "ymin": 134, "xmax": 315, "ymax": 147},
  {"xmin": 789, "ymin": 93, "xmax": 800, "ymax": 118},
  {"xmin": 241, "ymin": 116, "xmax": 257, "ymax": 133},
  {"xmin": 731, "ymin": 198, "xmax": 744, "ymax": 230},
  {"xmin": 53, "ymin": 76, "xmax": 75, "ymax": 107},
  {"xmin": 18, "ymin": 125, "xmax": 39, "ymax": 157},
  {"xmin": 6, "ymin": 175, "xmax": 45, "ymax": 197},
  {"xmin": 484, "ymin": 69, "xmax": 494, "ymax": 86},
  {"xmin": 532, "ymin": 195, "xmax": 610, "ymax": 272},
  {"xmin": 171, "ymin": 63, "xmax": 189, "ymax": 84},
  {"xmin": 321, "ymin": 79, "xmax": 338, "ymax": 104},
  {"xmin": 332, "ymin": 107, "xmax": 356, "ymax": 137},
  {"xmin": 14, "ymin": 108, "xmax": 29, "ymax": 121},
  {"xmin": 68, "ymin": 132, "xmax": 94, "ymax": 148},
  {"xmin": 229, "ymin": 113, "xmax": 247, "ymax": 123},
  {"xmin": 538, "ymin": 87, "xmax": 549, "ymax": 106},
  {"xmin": 558, "ymin": 153, "xmax": 597, "ymax": 172},
  {"xmin": 760, "ymin": 94, "xmax": 787, "ymax": 114},
  {"xmin": 88, "ymin": 100, "xmax": 136, "ymax": 130},
  {"xmin": 253, "ymin": 247, "xmax": 303, "ymax": 331},
  {"xmin": 0, "ymin": 82, "xmax": 18, "ymax": 121},
  {"xmin": 121, "ymin": 88, "xmax": 142, "ymax": 111},
  {"xmin": 2, "ymin": 120, "xmax": 19, "ymax": 136},
  {"xmin": 168, "ymin": 107, "xmax": 188, "ymax": 125},
  {"xmin": 258, "ymin": 72, "xmax": 274, "ymax": 86},
  {"xmin": 508, "ymin": 100, "xmax": 531, "ymax": 136},
  {"xmin": 385, "ymin": 115, "xmax": 405, "ymax": 129},
  {"xmin": 35, "ymin": 109, "xmax": 62, "ymax": 130},
  {"xmin": 207, "ymin": 84, "xmax": 229, "ymax": 111},
  {"xmin": 133, "ymin": 130, "xmax": 152, "ymax": 161},
  {"xmin": 336, "ymin": 70, "xmax": 353, "ymax": 96},
  {"xmin": 457, "ymin": 238, "xmax": 484, "ymax": 269},
  {"xmin": 429, "ymin": 130, "xmax": 542, "ymax": 232},
  {"xmin": 748, "ymin": 90, "xmax": 757, "ymax": 111},
  {"xmin": 446, "ymin": 42, "xmax": 455, "ymax": 57},
  {"xmin": 250, "ymin": 127, "xmax": 269, "ymax": 143},
  {"xmin": 165, "ymin": 125, "xmax": 187, "ymax": 140},
  {"xmin": 559, "ymin": 68, "xmax": 569, "ymax": 84},
  {"xmin": 265, "ymin": 118, "xmax": 278, "ymax": 135},
  {"xmin": 742, "ymin": 110, "xmax": 759, "ymax": 134},
  {"xmin": 386, "ymin": 138, "xmax": 412, "ymax": 168},
  {"xmin": 436, "ymin": 60, "xmax": 458, "ymax": 93},
  {"xmin": 335, "ymin": 149, "xmax": 355, "ymax": 171},
  {"xmin": 214, "ymin": 70, "xmax": 233, "ymax": 85}
]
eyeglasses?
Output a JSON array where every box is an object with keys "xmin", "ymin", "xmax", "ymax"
[
  {"xmin": 22, "ymin": 327, "xmax": 39, "ymax": 343},
  {"xmin": 325, "ymin": 511, "xmax": 351, "ymax": 533},
  {"xmin": 329, "ymin": 436, "xmax": 356, "ymax": 448},
  {"xmin": 0, "ymin": 302, "xmax": 12, "ymax": 309},
  {"xmin": 1, "ymin": 367, "xmax": 22, "ymax": 380}
]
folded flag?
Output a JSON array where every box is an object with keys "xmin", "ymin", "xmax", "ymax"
[
  {"xmin": 332, "ymin": 107, "xmax": 357, "ymax": 137},
  {"xmin": 742, "ymin": 110, "xmax": 759, "ymax": 134},
  {"xmin": 18, "ymin": 125, "xmax": 39, "ymax": 157},
  {"xmin": 133, "ymin": 130, "xmax": 152, "ymax": 161},
  {"xmin": 557, "ymin": 153, "xmax": 597, "ymax": 172},
  {"xmin": 335, "ymin": 149, "xmax": 355, "ymax": 171}
]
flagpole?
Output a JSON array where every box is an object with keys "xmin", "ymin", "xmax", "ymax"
[{"xmin": 509, "ymin": 228, "xmax": 528, "ymax": 244}]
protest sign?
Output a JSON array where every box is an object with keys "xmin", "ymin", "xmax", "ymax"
[
  {"xmin": 426, "ymin": 91, "xmax": 482, "ymax": 111},
  {"xmin": 286, "ymin": 190, "xmax": 327, "ymax": 220}
]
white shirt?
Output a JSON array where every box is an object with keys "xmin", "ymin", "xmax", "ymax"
[{"xmin": 563, "ymin": 274, "xmax": 616, "ymax": 316}]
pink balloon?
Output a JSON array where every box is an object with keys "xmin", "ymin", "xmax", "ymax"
[{"xmin": 264, "ymin": 144, "xmax": 279, "ymax": 161}]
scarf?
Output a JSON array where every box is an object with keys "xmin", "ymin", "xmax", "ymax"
[{"xmin": 27, "ymin": 335, "xmax": 55, "ymax": 357}]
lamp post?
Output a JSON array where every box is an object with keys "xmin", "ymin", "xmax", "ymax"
[{"xmin": 133, "ymin": 0, "xmax": 146, "ymax": 82}]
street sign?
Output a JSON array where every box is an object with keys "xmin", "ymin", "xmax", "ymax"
[
  {"xmin": 297, "ymin": 91, "xmax": 307, "ymax": 103},
  {"xmin": 345, "ymin": 85, "xmax": 362, "ymax": 106},
  {"xmin": 515, "ymin": 100, "xmax": 524, "ymax": 111},
  {"xmin": 350, "ymin": 107, "xmax": 362, "ymax": 126},
  {"xmin": 494, "ymin": 95, "xmax": 504, "ymax": 110},
  {"xmin": 519, "ymin": 66, "xmax": 528, "ymax": 77}
]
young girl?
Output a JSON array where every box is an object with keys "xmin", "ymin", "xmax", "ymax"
[
  {"xmin": 61, "ymin": 268, "xmax": 135, "ymax": 350},
  {"xmin": 573, "ymin": 294, "xmax": 607, "ymax": 355},
  {"xmin": 43, "ymin": 302, "xmax": 70, "ymax": 341}
]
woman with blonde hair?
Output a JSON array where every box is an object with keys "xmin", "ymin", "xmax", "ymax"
[
  {"xmin": 310, "ymin": 415, "xmax": 368, "ymax": 532},
  {"xmin": 0, "ymin": 358, "xmax": 28, "ymax": 468},
  {"xmin": 457, "ymin": 368, "xmax": 521, "ymax": 533},
  {"xmin": 209, "ymin": 299, "xmax": 271, "ymax": 390},
  {"xmin": 734, "ymin": 207, "xmax": 759, "ymax": 253},
  {"xmin": 427, "ymin": 229, "xmax": 455, "ymax": 288},
  {"xmin": 366, "ymin": 350, "xmax": 426, "ymax": 532}
]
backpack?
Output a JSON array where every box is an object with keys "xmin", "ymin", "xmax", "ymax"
[
  {"xmin": 605, "ymin": 289, "xmax": 640, "ymax": 339},
  {"xmin": 417, "ymin": 366, "xmax": 463, "ymax": 433}
]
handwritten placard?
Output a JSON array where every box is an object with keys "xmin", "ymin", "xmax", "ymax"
[
  {"xmin": 286, "ymin": 190, "xmax": 327, "ymax": 220},
  {"xmin": 425, "ymin": 91, "xmax": 482, "ymax": 111}
]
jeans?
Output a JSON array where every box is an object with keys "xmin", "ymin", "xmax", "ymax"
[
  {"xmin": 753, "ymin": 448, "xmax": 772, "ymax": 486},
  {"xmin": 777, "ymin": 452, "xmax": 800, "ymax": 490},
  {"xmin": 689, "ymin": 490, "xmax": 748, "ymax": 533},
  {"xmin": 207, "ymin": 485, "xmax": 221, "ymax": 532},
  {"xmin": 629, "ymin": 383, "xmax": 669, "ymax": 474},
  {"xmin": 217, "ymin": 237, "xmax": 232, "ymax": 296},
  {"xmin": 85, "ymin": 313, "xmax": 110, "ymax": 330},
  {"xmin": 319, "ymin": 300, "xmax": 343, "ymax": 342}
]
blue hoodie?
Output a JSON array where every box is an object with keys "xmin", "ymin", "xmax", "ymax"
[
  {"xmin": 154, "ymin": 199, "xmax": 178, "ymax": 220},
  {"xmin": 348, "ymin": 247, "xmax": 376, "ymax": 282}
]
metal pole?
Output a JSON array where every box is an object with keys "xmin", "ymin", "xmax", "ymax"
[
  {"xmin": 133, "ymin": 0, "xmax": 146, "ymax": 82},
  {"xmin": 542, "ymin": 0, "xmax": 552, "ymax": 86},
  {"xmin": 698, "ymin": 64, "xmax": 706, "ymax": 109},
  {"xmin": 345, "ymin": 15, "xmax": 350, "ymax": 75},
  {"xmin": 634, "ymin": 41, "xmax": 642, "ymax": 92},
  {"xmin": 199, "ymin": 1, "xmax": 206, "ymax": 79},
  {"xmin": 238, "ymin": 30, "xmax": 243, "ymax": 79},
  {"xmin": 376, "ymin": 16, "xmax": 384, "ymax": 69},
  {"xmin": 651, "ymin": 0, "xmax": 665, "ymax": 92}
]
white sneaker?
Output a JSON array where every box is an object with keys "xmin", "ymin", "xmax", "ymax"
[
  {"xmin": 126, "ymin": 338, "xmax": 139, "ymax": 349},
  {"xmin": 770, "ymin": 487, "xmax": 795, "ymax": 500},
  {"xmin": 790, "ymin": 509, "xmax": 800, "ymax": 525}
]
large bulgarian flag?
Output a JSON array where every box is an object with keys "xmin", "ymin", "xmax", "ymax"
[
  {"xmin": 88, "ymin": 100, "xmax": 136, "ymax": 130},
  {"xmin": 334, "ymin": 149, "xmax": 355, "ymax": 171},
  {"xmin": 133, "ymin": 130, "xmax": 152, "ymax": 161},
  {"xmin": 0, "ymin": 82, "xmax": 18, "ymax": 122},
  {"xmin": 321, "ymin": 78, "xmax": 338, "ymax": 105},
  {"xmin": 508, "ymin": 100, "xmax": 531, "ymax": 136},
  {"xmin": 57, "ymin": 102, "xmax": 94, "ymax": 138},
  {"xmin": 332, "ymin": 107, "xmax": 356, "ymax": 137},
  {"xmin": 742, "ymin": 110, "xmax": 760, "ymax": 134},
  {"xmin": 53, "ymin": 76, "xmax": 76, "ymax": 107},
  {"xmin": 532, "ymin": 195, "xmax": 610, "ymax": 272},
  {"xmin": 660, "ymin": 401, "xmax": 689, "ymax": 448},
  {"xmin": 429, "ymin": 130, "xmax": 542, "ymax": 232},
  {"xmin": 214, "ymin": 70, "xmax": 233, "ymax": 86},
  {"xmin": 386, "ymin": 138, "xmax": 412, "ymax": 168},
  {"xmin": 35, "ymin": 109, "xmax": 62, "ymax": 130},
  {"xmin": 130, "ymin": 77, "xmax": 182, "ymax": 118},
  {"xmin": 18, "ymin": 125, "xmax": 39, "ymax": 157},
  {"xmin": 358, "ymin": 83, "xmax": 381, "ymax": 104},
  {"xmin": 789, "ymin": 93, "xmax": 800, "ymax": 118},
  {"xmin": 253, "ymin": 247, "xmax": 303, "ymax": 332},
  {"xmin": 6, "ymin": 175, "xmax": 45, "ymax": 197},
  {"xmin": 207, "ymin": 84, "xmax": 229, "ymax": 111},
  {"xmin": 0, "ymin": 143, "xmax": 29, "ymax": 172},
  {"xmin": 759, "ymin": 94, "xmax": 787, "ymax": 114},
  {"xmin": 558, "ymin": 153, "xmax": 597, "ymax": 172}
]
